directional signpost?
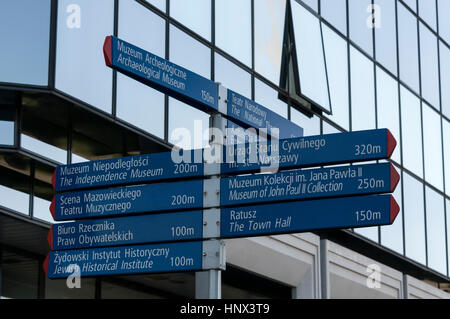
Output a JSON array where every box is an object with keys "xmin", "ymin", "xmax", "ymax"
[
  {"xmin": 52, "ymin": 152, "xmax": 204, "ymax": 192},
  {"xmin": 222, "ymin": 128, "xmax": 396, "ymax": 174},
  {"xmin": 50, "ymin": 162, "xmax": 399, "ymax": 221},
  {"xmin": 220, "ymin": 162, "xmax": 399, "ymax": 206},
  {"xmin": 48, "ymin": 194, "xmax": 399, "ymax": 252},
  {"xmin": 103, "ymin": 35, "xmax": 303, "ymax": 139},
  {"xmin": 43, "ymin": 35, "xmax": 402, "ymax": 300},
  {"xmin": 52, "ymin": 129, "xmax": 396, "ymax": 192},
  {"xmin": 44, "ymin": 240, "xmax": 225, "ymax": 279}
]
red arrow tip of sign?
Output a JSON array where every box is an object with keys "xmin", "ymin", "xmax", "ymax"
[
  {"xmin": 49, "ymin": 198, "xmax": 55, "ymax": 219},
  {"xmin": 103, "ymin": 36, "xmax": 113, "ymax": 67},
  {"xmin": 386, "ymin": 129, "xmax": 397, "ymax": 158},
  {"xmin": 390, "ymin": 195, "xmax": 400, "ymax": 224},
  {"xmin": 43, "ymin": 255, "xmax": 49, "ymax": 277},
  {"xmin": 51, "ymin": 170, "xmax": 56, "ymax": 190},
  {"xmin": 47, "ymin": 226, "xmax": 53, "ymax": 250},
  {"xmin": 390, "ymin": 164, "xmax": 400, "ymax": 192}
]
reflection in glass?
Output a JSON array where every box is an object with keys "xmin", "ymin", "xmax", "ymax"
[
  {"xmin": 349, "ymin": 0, "xmax": 373, "ymax": 56},
  {"xmin": 438, "ymin": 0, "xmax": 450, "ymax": 44},
  {"xmin": 171, "ymin": 0, "xmax": 210, "ymax": 40},
  {"xmin": 419, "ymin": 24, "xmax": 440, "ymax": 110},
  {"xmin": 302, "ymin": 0, "xmax": 318, "ymax": 12},
  {"xmin": 290, "ymin": 108, "xmax": 320, "ymax": 136},
  {"xmin": 400, "ymin": 86, "xmax": 423, "ymax": 178},
  {"xmin": 418, "ymin": 0, "xmax": 436, "ymax": 30},
  {"xmin": 321, "ymin": 0, "xmax": 347, "ymax": 35},
  {"xmin": 117, "ymin": 73, "xmax": 165, "ymax": 138},
  {"xmin": 291, "ymin": 2, "xmax": 331, "ymax": 113},
  {"xmin": 350, "ymin": 46, "xmax": 375, "ymax": 131},
  {"xmin": 170, "ymin": 25, "xmax": 210, "ymax": 79},
  {"xmin": 0, "ymin": 121, "xmax": 14, "ymax": 145},
  {"xmin": 398, "ymin": 4, "xmax": 420, "ymax": 94},
  {"xmin": 21, "ymin": 134, "xmax": 67, "ymax": 164},
  {"xmin": 145, "ymin": 0, "xmax": 165, "ymax": 12},
  {"xmin": 55, "ymin": 0, "xmax": 114, "ymax": 113},
  {"xmin": 425, "ymin": 187, "xmax": 446, "ymax": 274},
  {"xmin": 215, "ymin": 0, "xmax": 252, "ymax": 66},
  {"xmin": 116, "ymin": 0, "xmax": 165, "ymax": 138},
  {"xmin": 254, "ymin": 78, "xmax": 287, "ymax": 118},
  {"xmin": 0, "ymin": 185, "xmax": 29, "ymax": 215},
  {"xmin": 254, "ymin": 0, "xmax": 286, "ymax": 84},
  {"xmin": 422, "ymin": 104, "xmax": 443, "ymax": 191},
  {"xmin": 323, "ymin": 24, "xmax": 349, "ymax": 131},
  {"xmin": 443, "ymin": 120, "xmax": 450, "ymax": 196},
  {"xmin": 439, "ymin": 42, "xmax": 450, "ymax": 119},
  {"xmin": 403, "ymin": 172, "xmax": 426, "ymax": 265},
  {"xmin": 376, "ymin": 67, "xmax": 400, "ymax": 163},
  {"xmin": 381, "ymin": 170, "xmax": 403, "ymax": 254},
  {"xmin": 72, "ymin": 153, "xmax": 89, "ymax": 164},
  {"xmin": 33, "ymin": 196, "xmax": 53, "ymax": 224},
  {"xmin": 0, "ymin": 0, "xmax": 50, "ymax": 86},
  {"xmin": 322, "ymin": 121, "xmax": 340, "ymax": 134},
  {"xmin": 354, "ymin": 220, "xmax": 379, "ymax": 243},
  {"xmin": 402, "ymin": 0, "xmax": 417, "ymax": 12},
  {"xmin": 169, "ymin": 98, "xmax": 210, "ymax": 150},
  {"xmin": 215, "ymin": 53, "xmax": 251, "ymax": 97},
  {"xmin": 374, "ymin": 0, "xmax": 397, "ymax": 75}
]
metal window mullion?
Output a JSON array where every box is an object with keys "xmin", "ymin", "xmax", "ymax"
[
  {"xmin": 435, "ymin": 0, "xmax": 449, "ymax": 278},
  {"xmin": 48, "ymin": 0, "xmax": 58, "ymax": 89},
  {"xmin": 112, "ymin": 0, "xmax": 119, "ymax": 118},
  {"xmin": 0, "ymin": 244, "xmax": 2, "ymax": 298},
  {"xmin": 29, "ymin": 161, "xmax": 35, "ymax": 219},
  {"xmin": 346, "ymin": 0, "xmax": 352, "ymax": 133},
  {"xmin": 371, "ymin": 0, "xmax": 381, "ymax": 244},
  {"xmin": 394, "ymin": 0, "xmax": 407, "ymax": 256},
  {"xmin": 164, "ymin": 0, "xmax": 170, "ymax": 142},
  {"xmin": 251, "ymin": 0, "xmax": 255, "ymax": 103},
  {"xmin": 416, "ymin": 0, "xmax": 430, "ymax": 268}
]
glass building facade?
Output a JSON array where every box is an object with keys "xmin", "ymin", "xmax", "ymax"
[{"xmin": 0, "ymin": 0, "xmax": 449, "ymax": 299}]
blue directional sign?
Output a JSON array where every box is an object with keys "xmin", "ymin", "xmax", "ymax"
[
  {"xmin": 222, "ymin": 128, "xmax": 397, "ymax": 174},
  {"xmin": 54, "ymin": 129, "xmax": 396, "ymax": 192},
  {"xmin": 49, "ymin": 194, "xmax": 400, "ymax": 251},
  {"xmin": 104, "ymin": 36, "xmax": 218, "ymax": 113},
  {"xmin": 104, "ymin": 36, "xmax": 303, "ymax": 141},
  {"xmin": 44, "ymin": 240, "xmax": 221, "ymax": 279},
  {"xmin": 48, "ymin": 210, "xmax": 203, "ymax": 250},
  {"xmin": 51, "ymin": 179, "xmax": 203, "ymax": 221},
  {"xmin": 52, "ymin": 162, "xmax": 398, "ymax": 221},
  {"xmin": 221, "ymin": 163, "xmax": 400, "ymax": 206},
  {"xmin": 52, "ymin": 152, "xmax": 203, "ymax": 192},
  {"xmin": 225, "ymin": 90, "xmax": 303, "ymax": 139},
  {"xmin": 220, "ymin": 194, "xmax": 399, "ymax": 238}
]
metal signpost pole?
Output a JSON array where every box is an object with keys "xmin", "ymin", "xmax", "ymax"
[{"xmin": 195, "ymin": 112, "xmax": 226, "ymax": 299}]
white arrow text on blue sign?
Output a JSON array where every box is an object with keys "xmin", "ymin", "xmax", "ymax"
[
  {"xmin": 44, "ymin": 240, "xmax": 225, "ymax": 279},
  {"xmin": 104, "ymin": 35, "xmax": 303, "ymax": 139},
  {"xmin": 48, "ymin": 194, "xmax": 399, "ymax": 251},
  {"xmin": 52, "ymin": 129, "xmax": 396, "ymax": 192},
  {"xmin": 51, "ymin": 162, "xmax": 399, "ymax": 221}
]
